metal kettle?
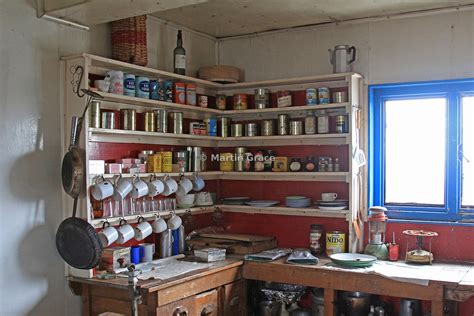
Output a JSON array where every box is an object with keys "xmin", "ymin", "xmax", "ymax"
[{"xmin": 328, "ymin": 45, "xmax": 356, "ymax": 73}]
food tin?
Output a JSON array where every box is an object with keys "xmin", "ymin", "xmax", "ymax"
[
  {"xmin": 231, "ymin": 123, "xmax": 243, "ymax": 137},
  {"xmin": 176, "ymin": 150, "xmax": 189, "ymax": 172},
  {"xmin": 317, "ymin": 110, "xmax": 329, "ymax": 134},
  {"xmin": 290, "ymin": 120, "xmax": 303, "ymax": 135},
  {"xmin": 306, "ymin": 88, "xmax": 317, "ymax": 105},
  {"xmin": 123, "ymin": 73, "xmax": 136, "ymax": 97},
  {"xmin": 107, "ymin": 70, "xmax": 124, "ymax": 95},
  {"xmin": 205, "ymin": 118, "xmax": 217, "ymax": 136},
  {"xmin": 216, "ymin": 95, "xmax": 227, "ymax": 110},
  {"xmin": 170, "ymin": 112, "xmax": 183, "ymax": 134},
  {"xmin": 219, "ymin": 117, "xmax": 230, "ymax": 137},
  {"xmin": 326, "ymin": 231, "xmax": 346, "ymax": 256},
  {"xmin": 135, "ymin": 76, "xmax": 150, "ymax": 99},
  {"xmin": 277, "ymin": 91, "xmax": 292, "ymax": 107},
  {"xmin": 149, "ymin": 79, "xmax": 159, "ymax": 100},
  {"xmin": 318, "ymin": 87, "xmax": 330, "ymax": 104},
  {"xmin": 243, "ymin": 152, "xmax": 253, "ymax": 171},
  {"xmin": 310, "ymin": 224, "xmax": 324, "ymax": 254},
  {"xmin": 245, "ymin": 122, "xmax": 258, "ymax": 137},
  {"xmin": 304, "ymin": 112, "xmax": 316, "ymax": 135},
  {"xmin": 199, "ymin": 123, "xmax": 207, "ymax": 135},
  {"xmin": 147, "ymin": 153, "xmax": 162, "ymax": 173},
  {"xmin": 219, "ymin": 153, "xmax": 234, "ymax": 171},
  {"xmin": 89, "ymin": 100, "xmax": 101, "ymax": 128},
  {"xmin": 144, "ymin": 111, "xmax": 156, "ymax": 132},
  {"xmin": 261, "ymin": 120, "xmax": 274, "ymax": 136},
  {"xmin": 101, "ymin": 112, "xmax": 115, "ymax": 129},
  {"xmin": 161, "ymin": 151, "xmax": 173, "ymax": 173},
  {"xmin": 156, "ymin": 79, "xmax": 166, "ymax": 101},
  {"xmin": 164, "ymin": 80, "xmax": 173, "ymax": 102},
  {"xmin": 174, "ymin": 83, "xmax": 186, "ymax": 104},
  {"xmin": 138, "ymin": 150, "xmax": 153, "ymax": 163},
  {"xmin": 186, "ymin": 84, "xmax": 196, "ymax": 106},
  {"xmin": 198, "ymin": 95, "xmax": 208, "ymax": 108},
  {"xmin": 332, "ymin": 91, "xmax": 348, "ymax": 103},
  {"xmin": 277, "ymin": 114, "xmax": 289, "ymax": 135},
  {"xmin": 254, "ymin": 88, "xmax": 270, "ymax": 109},
  {"xmin": 120, "ymin": 109, "xmax": 136, "ymax": 131},
  {"xmin": 190, "ymin": 122, "xmax": 201, "ymax": 135},
  {"xmin": 192, "ymin": 147, "xmax": 202, "ymax": 172},
  {"xmin": 336, "ymin": 115, "xmax": 348, "ymax": 133},
  {"xmin": 263, "ymin": 150, "xmax": 276, "ymax": 172},
  {"xmin": 254, "ymin": 150, "xmax": 265, "ymax": 172},
  {"xmin": 273, "ymin": 157, "xmax": 288, "ymax": 172},
  {"xmin": 233, "ymin": 94, "xmax": 248, "ymax": 110},
  {"xmin": 154, "ymin": 109, "xmax": 167, "ymax": 133},
  {"xmin": 234, "ymin": 147, "xmax": 247, "ymax": 172}
]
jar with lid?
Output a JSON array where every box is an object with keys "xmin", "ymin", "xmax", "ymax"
[
  {"xmin": 263, "ymin": 150, "xmax": 276, "ymax": 172},
  {"xmin": 310, "ymin": 224, "xmax": 324, "ymax": 254},
  {"xmin": 289, "ymin": 158, "xmax": 302, "ymax": 172},
  {"xmin": 305, "ymin": 156, "xmax": 317, "ymax": 171},
  {"xmin": 254, "ymin": 150, "xmax": 265, "ymax": 172},
  {"xmin": 327, "ymin": 157, "xmax": 334, "ymax": 172},
  {"xmin": 304, "ymin": 111, "xmax": 316, "ymax": 134},
  {"xmin": 317, "ymin": 110, "xmax": 329, "ymax": 134},
  {"xmin": 334, "ymin": 158, "xmax": 340, "ymax": 172}
]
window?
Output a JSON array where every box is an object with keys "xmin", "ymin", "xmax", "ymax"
[{"xmin": 369, "ymin": 79, "xmax": 474, "ymax": 222}]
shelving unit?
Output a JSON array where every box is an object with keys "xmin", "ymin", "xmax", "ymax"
[{"xmin": 62, "ymin": 53, "xmax": 364, "ymax": 277}]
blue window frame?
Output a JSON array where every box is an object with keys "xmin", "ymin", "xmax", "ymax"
[{"xmin": 369, "ymin": 78, "xmax": 474, "ymax": 222}]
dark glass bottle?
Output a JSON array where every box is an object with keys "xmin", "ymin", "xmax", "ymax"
[{"xmin": 173, "ymin": 30, "xmax": 186, "ymax": 75}]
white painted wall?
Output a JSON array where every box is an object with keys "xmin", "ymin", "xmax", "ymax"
[
  {"xmin": 218, "ymin": 10, "xmax": 474, "ymax": 84},
  {"xmin": 0, "ymin": 2, "xmax": 216, "ymax": 316}
]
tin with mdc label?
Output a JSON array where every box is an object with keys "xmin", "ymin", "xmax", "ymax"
[
  {"xmin": 326, "ymin": 231, "xmax": 345, "ymax": 256},
  {"xmin": 135, "ymin": 76, "xmax": 150, "ymax": 99},
  {"xmin": 123, "ymin": 74, "xmax": 136, "ymax": 96}
]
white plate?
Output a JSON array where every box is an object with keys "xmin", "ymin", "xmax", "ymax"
[
  {"xmin": 245, "ymin": 200, "xmax": 280, "ymax": 207},
  {"xmin": 330, "ymin": 253, "xmax": 377, "ymax": 262},
  {"xmin": 317, "ymin": 206, "xmax": 347, "ymax": 211}
]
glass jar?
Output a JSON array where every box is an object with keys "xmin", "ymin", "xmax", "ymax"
[
  {"xmin": 305, "ymin": 111, "xmax": 316, "ymax": 134},
  {"xmin": 317, "ymin": 110, "xmax": 329, "ymax": 134},
  {"xmin": 289, "ymin": 158, "xmax": 302, "ymax": 172}
]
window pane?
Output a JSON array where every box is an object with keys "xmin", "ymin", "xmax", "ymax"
[
  {"xmin": 385, "ymin": 98, "xmax": 446, "ymax": 205},
  {"xmin": 462, "ymin": 96, "xmax": 474, "ymax": 207}
]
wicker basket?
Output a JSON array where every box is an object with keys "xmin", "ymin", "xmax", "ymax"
[{"xmin": 111, "ymin": 15, "xmax": 148, "ymax": 66}]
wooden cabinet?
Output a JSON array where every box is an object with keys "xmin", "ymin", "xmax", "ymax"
[
  {"xmin": 155, "ymin": 289, "xmax": 218, "ymax": 316},
  {"xmin": 222, "ymin": 280, "xmax": 247, "ymax": 316}
]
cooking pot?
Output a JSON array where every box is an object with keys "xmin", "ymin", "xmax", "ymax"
[{"xmin": 337, "ymin": 291, "xmax": 372, "ymax": 316}]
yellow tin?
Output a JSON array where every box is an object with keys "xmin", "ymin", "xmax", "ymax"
[
  {"xmin": 326, "ymin": 231, "xmax": 346, "ymax": 256},
  {"xmin": 147, "ymin": 153, "xmax": 162, "ymax": 173},
  {"xmin": 219, "ymin": 153, "xmax": 234, "ymax": 172},
  {"xmin": 161, "ymin": 151, "xmax": 173, "ymax": 173}
]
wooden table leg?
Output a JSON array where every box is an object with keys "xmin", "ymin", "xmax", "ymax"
[
  {"xmin": 324, "ymin": 288, "xmax": 336, "ymax": 316},
  {"xmin": 431, "ymin": 300, "xmax": 444, "ymax": 316}
]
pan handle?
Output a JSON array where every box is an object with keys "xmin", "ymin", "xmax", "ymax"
[
  {"xmin": 69, "ymin": 117, "xmax": 80, "ymax": 148},
  {"xmin": 72, "ymin": 197, "xmax": 78, "ymax": 218}
]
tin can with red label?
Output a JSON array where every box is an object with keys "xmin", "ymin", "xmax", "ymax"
[
  {"xmin": 216, "ymin": 95, "xmax": 227, "ymax": 110},
  {"xmin": 233, "ymin": 94, "xmax": 248, "ymax": 110},
  {"xmin": 198, "ymin": 95, "xmax": 208, "ymax": 108},
  {"xmin": 174, "ymin": 82, "xmax": 186, "ymax": 104},
  {"xmin": 186, "ymin": 84, "xmax": 196, "ymax": 106}
]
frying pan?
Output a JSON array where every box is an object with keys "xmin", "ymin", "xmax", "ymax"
[{"xmin": 56, "ymin": 89, "xmax": 105, "ymax": 270}]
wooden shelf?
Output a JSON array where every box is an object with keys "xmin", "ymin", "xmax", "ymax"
[
  {"xmin": 90, "ymin": 206, "xmax": 215, "ymax": 228},
  {"xmin": 94, "ymin": 171, "xmax": 222, "ymax": 180},
  {"xmin": 89, "ymin": 128, "xmax": 349, "ymax": 147},
  {"xmin": 219, "ymin": 172, "xmax": 349, "ymax": 182},
  {"xmin": 218, "ymin": 205, "xmax": 349, "ymax": 219}
]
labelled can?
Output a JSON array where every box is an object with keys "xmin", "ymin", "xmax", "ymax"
[
  {"xmin": 233, "ymin": 94, "xmax": 248, "ymax": 110},
  {"xmin": 332, "ymin": 91, "xmax": 348, "ymax": 103},
  {"xmin": 89, "ymin": 100, "xmax": 101, "ymax": 128},
  {"xmin": 234, "ymin": 147, "xmax": 247, "ymax": 172},
  {"xmin": 161, "ymin": 151, "xmax": 173, "ymax": 173},
  {"xmin": 101, "ymin": 112, "xmax": 115, "ymax": 129},
  {"xmin": 326, "ymin": 231, "xmax": 346, "ymax": 256},
  {"xmin": 149, "ymin": 79, "xmax": 159, "ymax": 100},
  {"xmin": 245, "ymin": 122, "xmax": 258, "ymax": 137},
  {"xmin": 261, "ymin": 120, "xmax": 274, "ymax": 136},
  {"xmin": 254, "ymin": 88, "xmax": 270, "ymax": 109},
  {"xmin": 189, "ymin": 122, "xmax": 201, "ymax": 135},
  {"xmin": 198, "ymin": 95, "xmax": 208, "ymax": 108},
  {"xmin": 156, "ymin": 79, "xmax": 166, "ymax": 101},
  {"xmin": 290, "ymin": 120, "xmax": 303, "ymax": 135},
  {"xmin": 231, "ymin": 123, "xmax": 243, "ymax": 137},
  {"xmin": 243, "ymin": 152, "xmax": 253, "ymax": 171},
  {"xmin": 164, "ymin": 80, "xmax": 173, "ymax": 102},
  {"xmin": 192, "ymin": 147, "xmax": 202, "ymax": 172},
  {"xmin": 304, "ymin": 113, "xmax": 316, "ymax": 135},
  {"xmin": 219, "ymin": 153, "xmax": 234, "ymax": 171},
  {"xmin": 216, "ymin": 95, "xmax": 227, "ymax": 110},
  {"xmin": 144, "ymin": 111, "xmax": 156, "ymax": 132},
  {"xmin": 318, "ymin": 87, "xmax": 330, "ymax": 104},
  {"xmin": 147, "ymin": 153, "xmax": 162, "ymax": 173},
  {"xmin": 220, "ymin": 117, "xmax": 230, "ymax": 137},
  {"xmin": 176, "ymin": 150, "xmax": 189, "ymax": 172},
  {"xmin": 123, "ymin": 73, "xmax": 136, "ymax": 97},
  {"xmin": 205, "ymin": 118, "xmax": 217, "ymax": 136},
  {"xmin": 155, "ymin": 109, "xmax": 167, "ymax": 133},
  {"xmin": 186, "ymin": 84, "xmax": 196, "ymax": 106},
  {"xmin": 310, "ymin": 224, "xmax": 324, "ymax": 255},
  {"xmin": 277, "ymin": 114, "xmax": 289, "ymax": 135},
  {"xmin": 306, "ymin": 88, "xmax": 317, "ymax": 105},
  {"xmin": 120, "ymin": 109, "xmax": 136, "ymax": 131},
  {"xmin": 170, "ymin": 112, "xmax": 183, "ymax": 134},
  {"xmin": 174, "ymin": 83, "xmax": 186, "ymax": 104},
  {"xmin": 135, "ymin": 76, "xmax": 150, "ymax": 99},
  {"xmin": 336, "ymin": 115, "xmax": 348, "ymax": 133}
]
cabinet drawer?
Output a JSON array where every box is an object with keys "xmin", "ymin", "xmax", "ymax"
[
  {"xmin": 223, "ymin": 280, "xmax": 247, "ymax": 316},
  {"xmin": 195, "ymin": 289, "xmax": 218, "ymax": 316},
  {"xmin": 155, "ymin": 294, "xmax": 196, "ymax": 316}
]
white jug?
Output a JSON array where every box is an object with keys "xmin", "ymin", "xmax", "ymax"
[{"xmin": 328, "ymin": 45, "xmax": 356, "ymax": 73}]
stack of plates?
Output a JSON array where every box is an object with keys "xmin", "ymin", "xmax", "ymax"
[
  {"xmin": 329, "ymin": 253, "xmax": 377, "ymax": 268},
  {"xmin": 285, "ymin": 196, "xmax": 311, "ymax": 208},
  {"xmin": 245, "ymin": 200, "xmax": 279, "ymax": 207},
  {"xmin": 315, "ymin": 199, "xmax": 348, "ymax": 211},
  {"xmin": 221, "ymin": 197, "xmax": 251, "ymax": 205}
]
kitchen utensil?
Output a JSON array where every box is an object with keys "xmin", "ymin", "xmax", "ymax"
[
  {"xmin": 176, "ymin": 176, "xmax": 193, "ymax": 196},
  {"xmin": 91, "ymin": 177, "xmax": 114, "ymax": 201},
  {"xmin": 195, "ymin": 192, "xmax": 213, "ymax": 206},
  {"xmin": 113, "ymin": 176, "xmax": 133, "ymax": 201},
  {"xmin": 167, "ymin": 214, "xmax": 182, "ymax": 231},
  {"xmin": 338, "ymin": 291, "xmax": 372, "ymax": 316},
  {"xmin": 321, "ymin": 193, "xmax": 338, "ymax": 201},
  {"xmin": 98, "ymin": 221, "xmax": 119, "ymax": 247},
  {"xmin": 134, "ymin": 216, "xmax": 152, "ymax": 240},
  {"xmin": 162, "ymin": 176, "xmax": 178, "ymax": 196},
  {"xmin": 329, "ymin": 253, "xmax": 377, "ymax": 268},
  {"xmin": 285, "ymin": 196, "xmax": 311, "ymax": 208},
  {"xmin": 403, "ymin": 229, "xmax": 438, "ymax": 264},
  {"xmin": 328, "ymin": 45, "xmax": 356, "ymax": 73},
  {"xmin": 130, "ymin": 245, "xmax": 144, "ymax": 264},
  {"xmin": 57, "ymin": 89, "xmax": 104, "ymax": 270},
  {"xmin": 139, "ymin": 243, "xmax": 155, "ymax": 263},
  {"xmin": 317, "ymin": 206, "xmax": 347, "ymax": 211},
  {"xmin": 117, "ymin": 219, "xmax": 135, "ymax": 244},
  {"xmin": 159, "ymin": 229, "xmax": 172, "ymax": 258},
  {"xmin": 245, "ymin": 200, "xmax": 279, "ymax": 207},
  {"xmin": 176, "ymin": 193, "xmax": 195, "ymax": 208},
  {"xmin": 131, "ymin": 177, "xmax": 149, "ymax": 199},
  {"xmin": 191, "ymin": 174, "xmax": 205, "ymax": 191},
  {"xmin": 152, "ymin": 212, "xmax": 168, "ymax": 234},
  {"xmin": 290, "ymin": 308, "xmax": 312, "ymax": 316},
  {"xmin": 147, "ymin": 176, "xmax": 165, "ymax": 197},
  {"xmin": 221, "ymin": 197, "xmax": 251, "ymax": 205},
  {"xmin": 259, "ymin": 300, "xmax": 281, "ymax": 316}
]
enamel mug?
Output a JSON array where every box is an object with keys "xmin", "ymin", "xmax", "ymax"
[
  {"xmin": 167, "ymin": 214, "xmax": 182, "ymax": 230},
  {"xmin": 139, "ymin": 243, "xmax": 156, "ymax": 263},
  {"xmin": 91, "ymin": 177, "xmax": 114, "ymax": 201},
  {"xmin": 134, "ymin": 217, "xmax": 153, "ymax": 241},
  {"xmin": 191, "ymin": 174, "xmax": 205, "ymax": 192},
  {"xmin": 113, "ymin": 176, "xmax": 133, "ymax": 201},
  {"xmin": 162, "ymin": 177, "xmax": 178, "ymax": 196},
  {"xmin": 176, "ymin": 176, "xmax": 193, "ymax": 196},
  {"xmin": 117, "ymin": 219, "xmax": 134, "ymax": 244},
  {"xmin": 131, "ymin": 178, "xmax": 149, "ymax": 199},
  {"xmin": 147, "ymin": 176, "xmax": 165, "ymax": 197},
  {"xmin": 152, "ymin": 214, "xmax": 168, "ymax": 234},
  {"xmin": 321, "ymin": 193, "xmax": 338, "ymax": 201},
  {"xmin": 98, "ymin": 221, "xmax": 118, "ymax": 247}
]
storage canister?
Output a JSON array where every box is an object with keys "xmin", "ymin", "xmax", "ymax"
[
  {"xmin": 216, "ymin": 95, "xmax": 227, "ymax": 110},
  {"xmin": 245, "ymin": 122, "xmax": 258, "ymax": 137},
  {"xmin": 304, "ymin": 112, "xmax": 316, "ymax": 135},
  {"xmin": 144, "ymin": 111, "xmax": 156, "ymax": 132},
  {"xmin": 198, "ymin": 95, "xmax": 208, "ymax": 108},
  {"xmin": 89, "ymin": 100, "xmax": 101, "ymax": 128},
  {"xmin": 135, "ymin": 76, "xmax": 150, "ymax": 99},
  {"xmin": 290, "ymin": 120, "xmax": 303, "ymax": 135},
  {"xmin": 174, "ymin": 82, "xmax": 186, "ymax": 104},
  {"xmin": 261, "ymin": 120, "xmax": 274, "ymax": 136},
  {"xmin": 318, "ymin": 87, "xmax": 330, "ymax": 104},
  {"xmin": 147, "ymin": 153, "xmax": 162, "ymax": 173},
  {"xmin": 234, "ymin": 147, "xmax": 247, "ymax": 172},
  {"xmin": 233, "ymin": 94, "xmax": 248, "ymax": 110},
  {"xmin": 317, "ymin": 110, "xmax": 329, "ymax": 134},
  {"xmin": 123, "ymin": 73, "xmax": 136, "ymax": 97},
  {"xmin": 336, "ymin": 115, "xmax": 348, "ymax": 133},
  {"xmin": 170, "ymin": 112, "xmax": 183, "ymax": 134},
  {"xmin": 154, "ymin": 109, "xmax": 167, "ymax": 133},
  {"xmin": 120, "ymin": 109, "xmax": 136, "ymax": 131},
  {"xmin": 107, "ymin": 70, "xmax": 124, "ymax": 95},
  {"xmin": 254, "ymin": 88, "xmax": 270, "ymax": 109},
  {"xmin": 186, "ymin": 84, "xmax": 196, "ymax": 106},
  {"xmin": 326, "ymin": 231, "xmax": 345, "ymax": 256},
  {"xmin": 219, "ymin": 153, "xmax": 234, "ymax": 171},
  {"xmin": 332, "ymin": 91, "xmax": 348, "ymax": 103},
  {"xmin": 176, "ymin": 150, "xmax": 189, "ymax": 172},
  {"xmin": 192, "ymin": 147, "xmax": 203, "ymax": 172},
  {"xmin": 161, "ymin": 151, "xmax": 173, "ymax": 173},
  {"xmin": 277, "ymin": 114, "xmax": 289, "ymax": 135},
  {"xmin": 231, "ymin": 123, "xmax": 243, "ymax": 137},
  {"xmin": 101, "ymin": 112, "xmax": 115, "ymax": 129},
  {"xmin": 220, "ymin": 117, "xmax": 230, "ymax": 137},
  {"xmin": 205, "ymin": 118, "xmax": 217, "ymax": 136},
  {"xmin": 164, "ymin": 80, "xmax": 173, "ymax": 102},
  {"xmin": 149, "ymin": 79, "xmax": 159, "ymax": 100},
  {"xmin": 306, "ymin": 88, "xmax": 317, "ymax": 105},
  {"xmin": 310, "ymin": 224, "xmax": 324, "ymax": 254},
  {"xmin": 263, "ymin": 150, "xmax": 276, "ymax": 172}
]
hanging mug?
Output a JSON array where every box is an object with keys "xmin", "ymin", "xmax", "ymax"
[
  {"xmin": 191, "ymin": 174, "xmax": 205, "ymax": 192},
  {"xmin": 131, "ymin": 176, "xmax": 149, "ymax": 199},
  {"xmin": 98, "ymin": 221, "xmax": 118, "ymax": 247},
  {"xmin": 91, "ymin": 176, "xmax": 114, "ymax": 201},
  {"xmin": 147, "ymin": 174, "xmax": 165, "ymax": 197},
  {"xmin": 176, "ymin": 175, "xmax": 193, "ymax": 196},
  {"xmin": 134, "ymin": 216, "xmax": 153, "ymax": 241},
  {"xmin": 113, "ymin": 175, "xmax": 133, "ymax": 201},
  {"xmin": 117, "ymin": 219, "xmax": 134, "ymax": 244},
  {"xmin": 162, "ymin": 175, "xmax": 178, "ymax": 196}
]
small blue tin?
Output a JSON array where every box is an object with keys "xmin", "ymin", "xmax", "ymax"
[
  {"xmin": 149, "ymin": 80, "xmax": 159, "ymax": 100},
  {"xmin": 164, "ymin": 80, "xmax": 173, "ymax": 102},
  {"xmin": 205, "ymin": 118, "xmax": 217, "ymax": 136},
  {"xmin": 123, "ymin": 73, "xmax": 135, "ymax": 97},
  {"xmin": 318, "ymin": 87, "xmax": 330, "ymax": 104},
  {"xmin": 306, "ymin": 88, "xmax": 317, "ymax": 105},
  {"xmin": 135, "ymin": 76, "xmax": 150, "ymax": 99}
]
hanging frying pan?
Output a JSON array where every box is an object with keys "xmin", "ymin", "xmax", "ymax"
[{"xmin": 56, "ymin": 89, "xmax": 105, "ymax": 270}]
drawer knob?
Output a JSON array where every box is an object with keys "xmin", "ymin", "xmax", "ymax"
[
  {"xmin": 230, "ymin": 296, "xmax": 240, "ymax": 306},
  {"xmin": 173, "ymin": 306, "xmax": 189, "ymax": 316},
  {"xmin": 201, "ymin": 304, "xmax": 215, "ymax": 315}
]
